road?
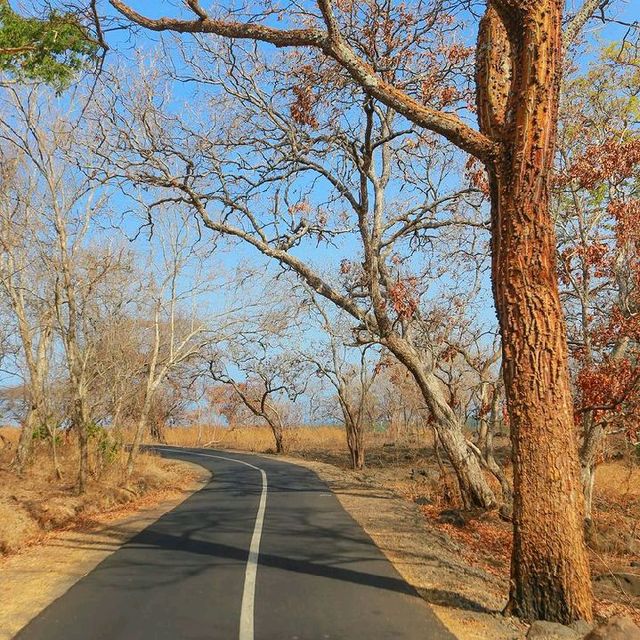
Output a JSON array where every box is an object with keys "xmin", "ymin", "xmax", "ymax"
[{"xmin": 15, "ymin": 447, "xmax": 456, "ymax": 640}]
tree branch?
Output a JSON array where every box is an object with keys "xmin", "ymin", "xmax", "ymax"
[{"xmin": 109, "ymin": 0, "xmax": 497, "ymax": 162}]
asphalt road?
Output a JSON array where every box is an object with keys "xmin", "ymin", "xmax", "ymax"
[{"xmin": 15, "ymin": 447, "xmax": 456, "ymax": 640}]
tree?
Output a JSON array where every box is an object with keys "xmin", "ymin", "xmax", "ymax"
[
  {"xmin": 555, "ymin": 39, "xmax": 640, "ymax": 525},
  {"xmin": 94, "ymin": 41, "xmax": 499, "ymax": 511},
  {"xmin": 209, "ymin": 345, "xmax": 308, "ymax": 454},
  {"xmin": 302, "ymin": 292, "xmax": 380, "ymax": 469},
  {"xmin": 125, "ymin": 212, "xmax": 216, "ymax": 479},
  {"xmin": 106, "ymin": 0, "xmax": 620, "ymax": 621},
  {"xmin": 0, "ymin": 155, "xmax": 54, "ymax": 472},
  {"xmin": 0, "ymin": 0, "xmax": 98, "ymax": 90},
  {"xmin": 0, "ymin": 86, "xmax": 133, "ymax": 492}
]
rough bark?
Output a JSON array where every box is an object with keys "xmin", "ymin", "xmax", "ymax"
[{"xmin": 477, "ymin": 0, "xmax": 593, "ymax": 622}]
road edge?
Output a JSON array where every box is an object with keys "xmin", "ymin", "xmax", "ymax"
[
  {"xmin": 243, "ymin": 451, "xmax": 527, "ymax": 640},
  {"xmin": 0, "ymin": 459, "xmax": 211, "ymax": 640}
]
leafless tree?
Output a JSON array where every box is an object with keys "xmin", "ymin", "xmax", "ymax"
[
  {"xmin": 0, "ymin": 153, "xmax": 55, "ymax": 472},
  {"xmin": 92, "ymin": 42, "xmax": 498, "ymax": 509},
  {"xmin": 300, "ymin": 291, "xmax": 379, "ymax": 469},
  {"xmin": 124, "ymin": 211, "xmax": 221, "ymax": 479}
]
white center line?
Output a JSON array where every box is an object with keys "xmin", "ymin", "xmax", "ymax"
[{"xmin": 158, "ymin": 448, "xmax": 268, "ymax": 640}]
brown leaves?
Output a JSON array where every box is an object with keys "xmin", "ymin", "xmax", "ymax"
[
  {"xmin": 564, "ymin": 139, "xmax": 640, "ymax": 190},
  {"xmin": 290, "ymin": 85, "xmax": 319, "ymax": 128},
  {"xmin": 389, "ymin": 277, "xmax": 418, "ymax": 320}
]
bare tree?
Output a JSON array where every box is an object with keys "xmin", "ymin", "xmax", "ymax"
[
  {"xmin": 301, "ymin": 292, "xmax": 379, "ymax": 469},
  {"xmin": 0, "ymin": 154, "xmax": 54, "ymax": 472},
  {"xmin": 125, "ymin": 212, "xmax": 222, "ymax": 478},
  {"xmin": 0, "ymin": 86, "xmax": 134, "ymax": 492},
  {"xmin": 209, "ymin": 343, "xmax": 308, "ymax": 454},
  {"xmin": 93, "ymin": 43, "xmax": 498, "ymax": 510},
  {"xmin": 107, "ymin": 0, "xmax": 620, "ymax": 619}
]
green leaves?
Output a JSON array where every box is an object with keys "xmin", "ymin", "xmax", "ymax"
[{"xmin": 0, "ymin": 1, "xmax": 97, "ymax": 91}]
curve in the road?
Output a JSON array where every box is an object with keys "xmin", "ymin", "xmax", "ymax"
[{"xmin": 14, "ymin": 447, "xmax": 456, "ymax": 640}]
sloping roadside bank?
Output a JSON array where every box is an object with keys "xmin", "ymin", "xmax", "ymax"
[{"xmin": 0, "ymin": 460, "xmax": 210, "ymax": 640}]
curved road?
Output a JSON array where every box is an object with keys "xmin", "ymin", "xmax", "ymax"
[{"xmin": 15, "ymin": 447, "xmax": 455, "ymax": 640}]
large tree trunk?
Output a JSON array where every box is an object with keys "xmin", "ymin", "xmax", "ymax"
[
  {"xmin": 477, "ymin": 0, "xmax": 593, "ymax": 622},
  {"xmin": 496, "ymin": 173, "xmax": 592, "ymax": 622}
]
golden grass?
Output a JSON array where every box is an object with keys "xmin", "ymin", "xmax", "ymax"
[
  {"xmin": 161, "ymin": 424, "xmax": 348, "ymax": 453},
  {"xmin": 595, "ymin": 461, "xmax": 640, "ymax": 499}
]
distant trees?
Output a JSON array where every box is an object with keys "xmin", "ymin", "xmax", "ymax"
[
  {"xmin": 124, "ymin": 213, "xmax": 214, "ymax": 479},
  {"xmin": 0, "ymin": 85, "xmax": 233, "ymax": 491},
  {"xmin": 302, "ymin": 294, "xmax": 380, "ymax": 469},
  {"xmin": 209, "ymin": 340, "xmax": 308, "ymax": 454}
]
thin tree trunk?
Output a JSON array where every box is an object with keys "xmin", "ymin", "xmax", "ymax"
[
  {"xmin": 345, "ymin": 417, "xmax": 365, "ymax": 470},
  {"xmin": 579, "ymin": 414, "xmax": 603, "ymax": 528},
  {"xmin": 13, "ymin": 408, "xmax": 36, "ymax": 473},
  {"xmin": 486, "ymin": 391, "xmax": 512, "ymax": 503},
  {"xmin": 75, "ymin": 409, "xmax": 89, "ymax": 495},
  {"xmin": 127, "ymin": 402, "xmax": 151, "ymax": 480},
  {"xmin": 46, "ymin": 420, "xmax": 62, "ymax": 480}
]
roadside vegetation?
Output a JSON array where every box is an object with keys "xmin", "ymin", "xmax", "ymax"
[
  {"xmin": 0, "ymin": 427, "xmax": 199, "ymax": 556},
  {"xmin": 0, "ymin": 0, "xmax": 639, "ymax": 636}
]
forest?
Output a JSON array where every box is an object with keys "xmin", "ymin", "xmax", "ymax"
[{"xmin": 0, "ymin": 0, "xmax": 639, "ymax": 638}]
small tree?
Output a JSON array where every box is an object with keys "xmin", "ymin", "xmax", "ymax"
[
  {"xmin": 302, "ymin": 293, "xmax": 379, "ymax": 469},
  {"xmin": 209, "ymin": 336, "xmax": 308, "ymax": 454}
]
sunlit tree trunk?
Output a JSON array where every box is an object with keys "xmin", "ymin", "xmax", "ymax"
[
  {"xmin": 14, "ymin": 409, "xmax": 36, "ymax": 472},
  {"xmin": 478, "ymin": 0, "xmax": 593, "ymax": 621},
  {"xmin": 388, "ymin": 336, "xmax": 496, "ymax": 509}
]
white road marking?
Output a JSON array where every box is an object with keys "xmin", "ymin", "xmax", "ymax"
[{"xmin": 158, "ymin": 448, "xmax": 268, "ymax": 640}]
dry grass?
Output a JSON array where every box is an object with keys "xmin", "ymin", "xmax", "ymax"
[
  {"xmin": 0, "ymin": 426, "xmax": 195, "ymax": 557},
  {"xmin": 161, "ymin": 423, "xmax": 349, "ymax": 453}
]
